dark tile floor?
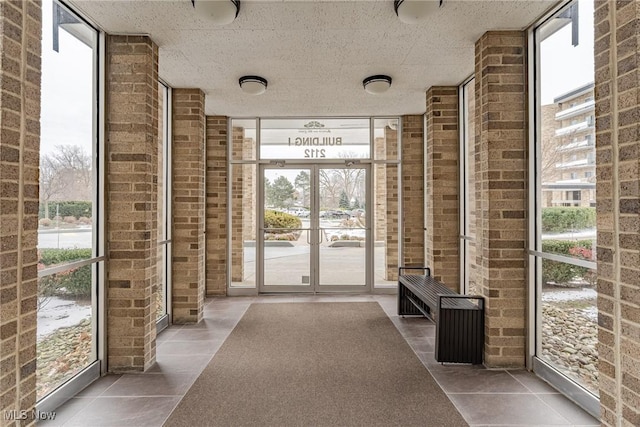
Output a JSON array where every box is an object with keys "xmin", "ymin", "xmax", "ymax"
[{"xmin": 41, "ymin": 295, "xmax": 600, "ymax": 426}]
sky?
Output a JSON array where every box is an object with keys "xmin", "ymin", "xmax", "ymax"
[
  {"xmin": 41, "ymin": 0, "xmax": 95, "ymax": 156},
  {"xmin": 540, "ymin": 0, "xmax": 595, "ymax": 105}
]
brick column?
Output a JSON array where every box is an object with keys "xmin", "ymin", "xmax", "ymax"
[
  {"xmin": 401, "ymin": 115, "xmax": 424, "ymax": 267},
  {"xmin": 594, "ymin": 1, "xmax": 640, "ymax": 425},
  {"xmin": 172, "ymin": 89, "xmax": 205, "ymax": 323},
  {"xmin": 475, "ymin": 31, "xmax": 528, "ymax": 367},
  {"xmin": 0, "ymin": 0, "xmax": 41, "ymax": 420},
  {"xmin": 425, "ymin": 87, "xmax": 460, "ymax": 287},
  {"xmin": 105, "ymin": 35, "xmax": 158, "ymax": 371},
  {"xmin": 206, "ymin": 116, "xmax": 227, "ymax": 296}
]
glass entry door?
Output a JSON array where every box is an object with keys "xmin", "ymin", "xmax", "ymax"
[{"xmin": 259, "ymin": 164, "xmax": 370, "ymax": 292}]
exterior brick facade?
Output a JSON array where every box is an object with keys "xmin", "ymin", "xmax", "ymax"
[
  {"xmin": 0, "ymin": 1, "xmax": 41, "ymax": 422},
  {"xmin": 401, "ymin": 115, "xmax": 425, "ymax": 267},
  {"xmin": 374, "ymin": 126, "xmax": 400, "ymax": 281},
  {"xmin": 205, "ymin": 116, "xmax": 228, "ymax": 296},
  {"xmin": 425, "ymin": 87, "xmax": 460, "ymax": 288},
  {"xmin": 594, "ymin": 1, "xmax": 640, "ymax": 425},
  {"xmin": 474, "ymin": 31, "xmax": 528, "ymax": 367},
  {"xmin": 105, "ymin": 35, "xmax": 158, "ymax": 371},
  {"xmin": 171, "ymin": 89, "xmax": 205, "ymax": 323}
]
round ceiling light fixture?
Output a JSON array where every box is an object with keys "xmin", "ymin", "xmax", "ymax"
[
  {"xmin": 363, "ymin": 75, "xmax": 392, "ymax": 95},
  {"xmin": 394, "ymin": 0, "xmax": 442, "ymax": 24},
  {"xmin": 239, "ymin": 75, "xmax": 268, "ymax": 95},
  {"xmin": 192, "ymin": 0, "xmax": 240, "ymax": 25}
]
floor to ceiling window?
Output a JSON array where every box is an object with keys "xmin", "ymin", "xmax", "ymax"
[
  {"xmin": 532, "ymin": 0, "xmax": 598, "ymax": 411},
  {"xmin": 460, "ymin": 78, "xmax": 477, "ymax": 295},
  {"xmin": 38, "ymin": 0, "xmax": 102, "ymax": 403},
  {"xmin": 156, "ymin": 82, "xmax": 171, "ymax": 328}
]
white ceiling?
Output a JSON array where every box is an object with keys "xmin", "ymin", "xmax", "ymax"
[{"xmin": 69, "ymin": 0, "xmax": 555, "ymax": 117}]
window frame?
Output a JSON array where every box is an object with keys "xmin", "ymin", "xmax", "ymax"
[
  {"xmin": 528, "ymin": 0, "xmax": 600, "ymax": 419},
  {"xmin": 36, "ymin": 0, "xmax": 104, "ymax": 412}
]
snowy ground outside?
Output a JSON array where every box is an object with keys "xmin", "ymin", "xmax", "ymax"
[
  {"xmin": 542, "ymin": 287, "xmax": 597, "ymax": 302},
  {"xmin": 37, "ymin": 297, "xmax": 92, "ymax": 340}
]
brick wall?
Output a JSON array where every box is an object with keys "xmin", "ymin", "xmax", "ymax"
[
  {"xmin": 0, "ymin": 1, "xmax": 41, "ymax": 422},
  {"xmin": 401, "ymin": 115, "xmax": 424, "ymax": 267},
  {"xmin": 425, "ymin": 87, "xmax": 460, "ymax": 287},
  {"xmin": 594, "ymin": 1, "xmax": 640, "ymax": 425},
  {"xmin": 474, "ymin": 31, "xmax": 528, "ymax": 367},
  {"xmin": 172, "ymin": 89, "xmax": 205, "ymax": 323},
  {"xmin": 230, "ymin": 127, "xmax": 244, "ymax": 282},
  {"xmin": 385, "ymin": 127, "xmax": 400, "ymax": 281},
  {"xmin": 374, "ymin": 127, "xmax": 400, "ymax": 281},
  {"xmin": 105, "ymin": 35, "xmax": 158, "ymax": 371},
  {"xmin": 206, "ymin": 116, "xmax": 227, "ymax": 296}
]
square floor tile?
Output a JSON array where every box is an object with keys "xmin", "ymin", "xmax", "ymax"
[
  {"xmin": 156, "ymin": 340, "xmax": 224, "ymax": 355},
  {"xmin": 430, "ymin": 367, "xmax": 530, "ymax": 393},
  {"xmin": 100, "ymin": 372, "xmax": 197, "ymax": 397},
  {"xmin": 37, "ymin": 397, "xmax": 95, "ymax": 426},
  {"xmin": 508, "ymin": 369, "xmax": 562, "ymax": 393},
  {"xmin": 537, "ymin": 393, "xmax": 600, "ymax": 425},
  {"xmin": 75, "ymin": 375, "xmax": 122, "ymax": 397},
  {"xmin": 449, "ymin": 393, "xmax": 571, "ymax": 425},
  {"xmin": 61, "ymin": 396, "xmax": 181, "ymax": 426}
]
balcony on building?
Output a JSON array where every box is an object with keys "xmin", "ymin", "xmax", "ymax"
[{"xmin": 554, "ymin": 99, "xmax": 595, "ymax": 120}]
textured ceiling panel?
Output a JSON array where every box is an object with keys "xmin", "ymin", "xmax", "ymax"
[{"xmin": 69, "ymin": 0, "xmax": 555, "ymax": 116}]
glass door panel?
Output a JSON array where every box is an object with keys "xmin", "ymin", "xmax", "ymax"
[
  {"xmin": 261, "ymin": 168, "xmax": 313, "ymax": 290},
  {"xmin": 318, "ymin": 167, "xmax": 368, "ymax": 288}
]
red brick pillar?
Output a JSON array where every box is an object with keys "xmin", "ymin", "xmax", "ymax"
[
  {"xmin": 206, "ymin": 116, "xmax": 227, "ymax": 296},
  {"xmin": 401, "ymin": 115, "xmax": 425, "ymax": 267},
  {"xmin": 475, "ymin": 31, "xmax": 528, "ymax": 367},
  {"xmin": 425, "ymin": 87, "xmax": 460, "ymax": 287},
  {"xmin": 105, "ymin": 35, "xmax": 159, "ymax": 371},
  {"xmin": 0, "ymin": 0, "xmax": 41, "ymax": 417},
  {"xmin": 171, "ymin": 89, "xmax": 205, "ymax": 323},
  {"xmin": 593, "ymin": 1, "xmax": 640, "ymax": 425}
]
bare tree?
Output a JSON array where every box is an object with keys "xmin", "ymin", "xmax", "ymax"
[{"xmin": 39, "ymin": 145, "xmax": 92, "ymax": 218}]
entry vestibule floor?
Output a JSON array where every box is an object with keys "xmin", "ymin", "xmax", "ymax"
[{"xmin": 43, "ymin": 295, "xmax": 599, "ymax": 426}]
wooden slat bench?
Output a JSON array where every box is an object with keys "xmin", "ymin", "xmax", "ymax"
[{"xmin": 398, "ymin": 266, "xmax": 485, "ymax": 364}]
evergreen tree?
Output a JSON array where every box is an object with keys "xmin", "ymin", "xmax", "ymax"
[
  {"xmin": 339, "ymin": 190, "xmax": 350, "ymax": 209},
  {"xmin": 271, "ymin": 176, "xmax": 295, "ymax": 208}
]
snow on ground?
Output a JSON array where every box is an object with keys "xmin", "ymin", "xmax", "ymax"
[
  {"xmin": 541, "ymin": 287, "xmax": 597, "ymax": 302},
  {"xmin": 37, "ymin": 297, "xmax": 92, "ymax": 340}
]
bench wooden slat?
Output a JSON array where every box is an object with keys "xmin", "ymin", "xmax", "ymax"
[
  {"xmin": 399, "ymin": 274, "xmax": 479, "ymax": 310},
  {"xmin": 398, "ymin": 267, "xmax": 485, "ymax": 364}
]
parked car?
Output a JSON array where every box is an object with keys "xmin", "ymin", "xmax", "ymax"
[{"xmin": 321, "ymin": 210, "xmax": 350, "ymax": 219}]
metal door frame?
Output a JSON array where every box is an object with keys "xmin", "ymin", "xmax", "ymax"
[{"xmin": 258, "ymin": 162, "xmax": 372, "ymax": 293}]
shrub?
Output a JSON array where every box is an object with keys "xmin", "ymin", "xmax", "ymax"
[
  {"xmin": 39, "ymin": 248, "xmax": 92, "ymax": 265},
  {"xmin": 63, "ymin": 216, "xmax": 77, "ymax": 224},
  {"xmin": 541, "ymin": 239, "xmax": 592, "ymax": 286},
  {"xmin": 39, "ymin": 265, "xmax": 92, "ymax": 298},
  {"xmin": 541, "ymin": 207, "xmax": 596, "ymax": 233},
  {"xmin": 39, "ymin": 218, "xmax": 52, "ymax": 227},
  {"xmin": 264, "ymin": 210, "xmax": 302, "ymax": 230},
  {"xmin": 38, "ymin": 248, "xmax": 93, "ymax": 298},
  {"xmin": 39, "ymin": 201, "xmax": 92, "ymax": 220}
]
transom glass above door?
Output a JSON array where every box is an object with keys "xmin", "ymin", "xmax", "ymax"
[{"xmin": 260, "ymin": 118, "xmax": 370, "ymax": 160}]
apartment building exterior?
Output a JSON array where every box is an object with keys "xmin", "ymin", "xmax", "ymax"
[{"xmin": 541, "ymin": 83, "xmax": 596, "ymax": 208}]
